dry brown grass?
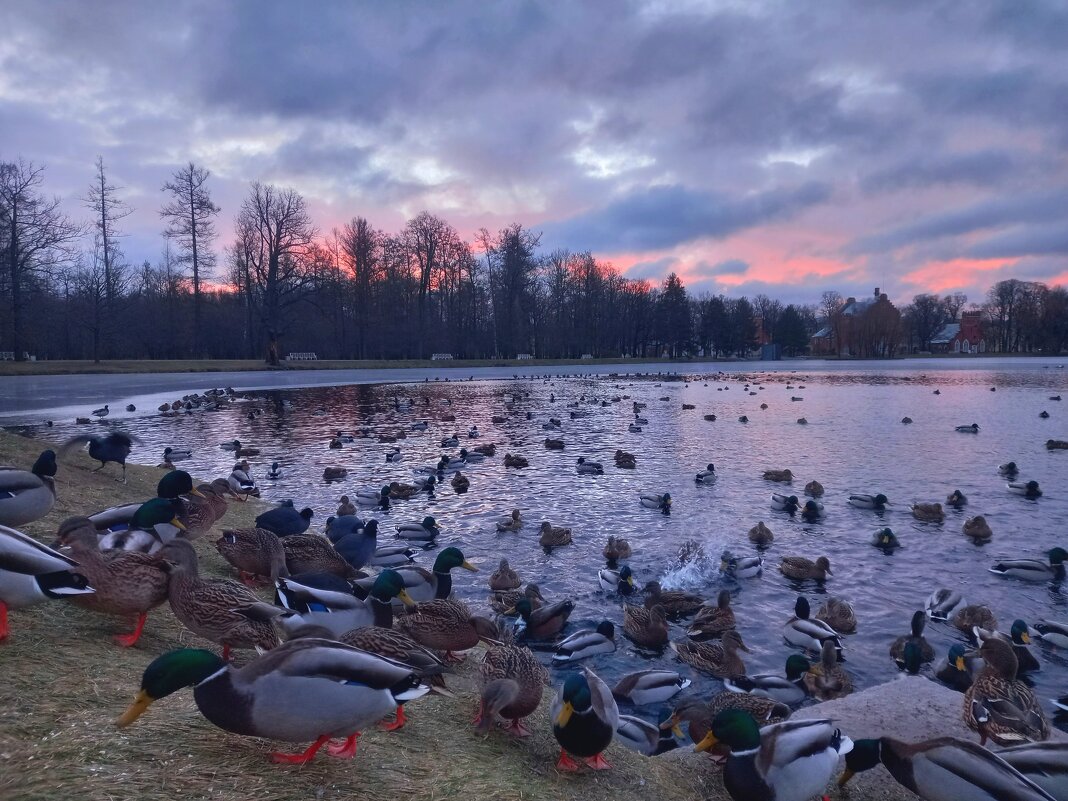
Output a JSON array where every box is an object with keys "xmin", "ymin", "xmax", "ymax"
[{"xmin": 0, "ymin": 430, "xmax": 729, "ymax": 801}]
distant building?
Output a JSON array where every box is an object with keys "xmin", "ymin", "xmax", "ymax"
[
  {"xmin": 931, "ymin": 310, "xmax": 986, "ymax": 354},
  {"xmin": 811, "ymin": 288, "xmax": 902, "ymax": 357}
]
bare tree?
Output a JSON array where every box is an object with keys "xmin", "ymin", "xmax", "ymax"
[
  {"xmin": 84, "ymin": 156, "xmax": 131, "ymax": 306},
  {"xmin": 340, "ymin": 217, "xmax": 382, "ymax": 358},
  {"xmin": 908, "ymin": 293, "xmax": 947, "ymax": 351},
  {"xmin": 161, "ymin": 163, "xmax": 219, "ymax": 355},
  {"xmin": 942, "ymin": 292, "xmax": 967, "ymax": 321},
  {"xmin": 819, "ymin": 290, "xmax": 844, "ymax": 355},
  {"xmin": 404, "ymin": 211, "xmax": 453, "ymax": 357},
  {"xmin": 0, "ymin": 159, "xmax": 82, "ymax": 359}
]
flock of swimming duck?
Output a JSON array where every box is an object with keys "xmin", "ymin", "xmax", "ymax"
[{"xmin": 2, "ymin": 374, "xmax": 1068, "ymax": 801}]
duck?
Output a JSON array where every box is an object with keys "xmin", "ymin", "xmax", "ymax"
[
  {"xmin": 803, "ymin": 640, "xmax": 854, "ymax": 701},
  {"xmin": 357, "ymin": 546, "xmax": 477, "ymax": 606},
  {"xmin": 901, "ymin": 416, "xmax": 913, "ymax": 423},
  {"xmin": 458, "ymin": 448, "xmax": 484, "ymax": 464},
  {"xmin": 61, "ymin": 431, "xmax": 135, "ymax": 482},
  {"xmin": 503, "ymin": 453, "xmax": 529, "ymax": 468},
  {"xmin": 551, "ymin": 668, "xmax": 619, "ymax": 772},
  {"xmin": 957, "ymin": 423, "xmax": 980, "ymax": 433},
  {"xmin": 553, "ymin": 621, "xmax": 616, "ymax": 664},
  {"xmin": 511, "ymin": 596, "xmax": 575, "ymax": 640},
  {"xmin": 623, "ymin": 604, "xmax": 670, "ymax": 647},
  {"xmin": 947, "ymin": 489, "xmax": 968, "ymax": 508},
  {"xmin": 163, "ymin": 447, "xmax": 192, "ymax": 461},
  {"xmin": 489, "ymin": 558, "xmax": 521, "ymax": 591},
  {"xmin": 396, "ymin": 516, "xmax": 441, "ymax": 543},
  {"xmin": 871, "ymin": 527, "xmax": 901, "ymax": 549},
  {"xmin": 888, "ymin": 611, "xmax": 936, "ymax": 668},
  {"xmin": 770, "ymin": 493, "xmax": 800, "ymax": 513},
  {"xmin": 695, "ymin": 464, "xmax": 717, "ymax": 484},
  {"xmin": 638, "ymin": 491, "xmax": 671, "ymax": 513},
  {"xmin": 355, "ymin": 486, "xmax": 391, "ymax": 508},
  {"xmin": 964, "ymin": 515, "xmax": 994, "ymax": 541},
  {"xmin": 925, "ymin": 587, "xmax": 967, "ymax": 621},
  {"xmin": 670, "ymin": 629, "xmax": 749, "ymax": 677},
  {"xmin": 576, "ymin": 457, "xmax": 604, "ymax": 474},
  {"xmin": 490, "ymin": 583, "xmax": 544, "ymax": 616},
  {"xmin": 989, "ymin": 548, "xmax": 1068, "ymax": 582},
  {"xmin": 276, "ymin": 569, "xmax": 413, "ymax": 636},
  {"xmin": 694, "ymin": 711, "xmax": 852, "ymax": 801},
  {"xmin": 912, "ymin": 502, "xmax": 945, "ymax": 523},
  {"xmin": 539, "ymin": 521, "xmax": 573, "ymax": 549},
  {"xmin": 92, "ymin": 404, "xmax": 109, "ymax": 417},
  {"xmin": 848, "ymin": 493, "xmax": 889, "ymax": 510},
  {"xmin": 474, "ymin": 442, "xmax": 496, "ymax": 456},
  {"xmin": 496, "ymin": 509, "xmax": 523, "ymax": 532},
  {"xmin": 763, "ymin": 469, "xmax": 794, "ymax": 483},
  {"xmin": 686, "ymin": 590, "xmax": 735, "ymax": 641},
  {"xmin": 953, "ymin": 604, "xmax": 998, "ymax": 636},
  {"xmin": 476, "ymin": 629, "xmax": 549, "ymax": 737},
  {"xmin": 93, "ymin": 497, "xmax": 189, "ymax": 553},
  {"xmin": 780, "ymin": 555, "xmax": 832, "ymax": 581},
  {"xmin": 724, "ymin": 654, "xmax": 812, "ymax": 706},
  {"xmin": 367, "ymin": 541, "xmax": 419, "ymax": 569},
  {"xmin": 1034, "ymin": 620, "xmax": 1068, "ymax": 650},
  {"xmin": 225, "ymin": 440, "xmax": 260, "ymax": 458},
  {"xmin": 387, "ymin": 480, "xmax": 421, "ymax": 500},
  {"xmin": 0, "ymin": 449, "xmax": 57, "ymax": 527},
  {"xmin": 737, "ymin": 416, "xmax": 748, "ymax": 424},
  {"xmin": 450, "ymin": 471, "xmax": 470, "ymax": 492},
  {"xmin": 801, "ymin": 499, "xmax": 824, "ymax": 522},
  {"xmin": 115, "ymin": 638, "xmax": 430, "ymax": 764},
  {"xmin": 613, "ymin": 708, "xmax": 682, "ymax": 756},
  {"xmin": 266, "ymin": 462, "xmax": 283, "ymax": 479},
  {"xmin": 804, "ymin": 480, "xmax": 824, "ymax": 497},
  {"xmin": 603, "ymin": 535, "xmax": 632, "ymax": 563},
  {"xmin": 215, "ymin": 527, "xmax": 289, "ymax": 586},
  {"xmin": 628, "ymin": 423, "xmax": 643, "ymax": 432},
  {"xmin": 611, "ymin": 670, "xmax": 691, "ymax": 706},
  {"xmin": 935, "ymin": 644, "xmax": 977, "ymax": 692},
  {"xmin": 666, "ymin": 695, "xmax": 792, "ymax": 750},
  {"xmin": 783, "ymin": 596, "xmax": 843, "ymax": 654},
  {"xmin": 839, "ymin": 735, "xmax": 1053, "ymax": 801},
  {"xmin": 544, "ymin": 438, "xmax": 565, "ymax": 450},
  {"xmin": 999, "ymin": 461, "xmax": 1020, "ymax": 477},
  {"xmin": 975, "ymin": 621, "xmax": 1041, "ymax": 674},
  {"xmin": 255, "ymin": 505, "xmax": 313, "ymax": 538},
  {"xmin": 228, "ymin": 462, "xmax": 260, "ymax": 498},
  {"xmin": 748, "ymin": 521, "xmax": 773, "ymax": 546},
  {"xmin": 721, "ymin": 552, "xmax": 764, "ymax": 579},
  {"xmin": 385, "ymin": 447, "xmax": 402, "ymax": 463},
  {"xmin": 1008, "ymin": 480, "xmax": 1043, "ymax": 499},
  {"xmin": 964, "ymin": 636, "xmax": 1049, "ymax": 745},
  {"xmin": 643, "ymin": 581, "xmax": 704, "ymax": 617},
  {"xmin": 614, "ymin": 449, "xmax": 637, "ymax": 469},
  {"xmin": 816, "ymin": 597, "xmax": 857, "ymax": 633},
  {"xmin": 397, "ymin": 598, "xmax": 496, "ymax": 661},
  {"xmin": 598, "ymin": 565, "xmax": 636, "ymax": 595},
  {"xmin": 440, "ymin": 434, "xmax": 460, "ymax": 448}
]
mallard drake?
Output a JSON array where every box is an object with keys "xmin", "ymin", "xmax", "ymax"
[
  {"xmin": 997, "ymin": 742, "xmax": 1068, "ymax": 800},
  {"xmin": 215, "ymin": 528, "xmax": 288, "ymax": 586},
  {"xmin": 780, "ymin": 555, "xmax": 832, "ymax": 581},
  {"xmin": 695, "ymin": 463, "xmax": 716, "ymax": 484},
  {"xmin": 227, "ymin": 462, "xmax": 260, "ymax": 498},
  {"xmin": 936, "ymin": 644, "xmax": 977, "ymax": 692},
  {"xmin": 639, "ymin": 491, "xmax": 671, "ymax": 512},
  {"xmin": 511, "ymin": 596, "xmax": 574, "ymax": 640},
  {"xmin": 396, "ymin": 598, "xmax": 496, "ymax": 661},
  {"xmin": 1034, "ymin": 620, "xmax": 1068, "ymax": 649},
  {"xmin": 671, "ymin": 629, "xmax": 749, "ymax": 677},
  {"xmin": 926, "ymin": 587, "xmax": 966, "ymax": 621},
  {"xmin": 598, "ymin": 565, "xmax": 635, "ymax": 595},
  {"xmin": 93, "ymin": 497, "xmax": 188, "ymax": 553},
  {"xmin": 603, "ymin": 535, "xmax": 632, "ymax": 562},
  {"xmin": 503, "ymin": 453, "xmax": 529, "ymax": 468},
  {"xmin": 999, "ymin": 461, "xmax": 1020, "ymax": 477},
  {"xmin": 366, "ymin": 547, "xmax": 477, "ymax": 605},
  {"xmin": 61, "ymin": 431, "xmax": 136, "ymax": 482},
  {"xmin": 276, "ymin": 569, "xmax": 413, "ymax": 636},
  {"xmin": 763, "ymin": 469, "xmax": 793, "ymax": 483},
  {"xmin": 643, "ymin": 581, "xmax": 704, "ymax": 617},
  {"xmin": 489, "ymin": 558, "xmax": 520, "ymax": 591},
  {"xmin": 458, "ymin": 448, "xmax": 485, "ymax": 464},
  {"xmin": 912, "ymin": 502, "xmax": 946, "ymax": 523},
  {"xmin": 368, "ymin": 542, "xmax": 418, "ymax": 568},
  {"xmin": 839, "ymin": 735, "xmax": 1052, "ymax": 801},
  {"xmin": 116, "ymin": 639, "xmax": 429, "ymax": 763},
  {"xmin": 490, "ymin": 582, "xmax": 544, "ymax": 616},
  {"xmin": 615, "ymin": 709, "xmax": 682, "ymax": 756},
  {"xmin": 612, "ymin": 670, "xmax": 690, "ymax": 706},
  {"xmin": 450, "ymin": 471, "xmax": 470, "ymax": 492},
  {"xmin": 355, "ymin": 486, "xmax": 391, "ymax": 508},
  {"xmin": 476, "ymin": 631, "xmax": 549, "ymax": 737},
  {"xmin": 804, "ymin": 480, "xmax": 824, "ymax": 497},
  {"xmin": 220, "ymin": 439, "xmax": 259, "ymax": 458},
  {"xmin": 667, "ymin": 694, "xmax": 792, "ymax": 751},
  {"xmin": 496, "ymin": 509, "xmax": 523, "ymax": 532},
  {"xmin": 0, "ymin": 450, "xmax": 57, "ymax": 526},
  {"xmin": 553, "ymin": 621, "xmax": 616, "ymax": 664},
  {"xmin": 687, "ymin": 590, "xmax": 736, "ymax": 641},
  {"xmin": 552, "ymin": 667, "xmax": 619, "ymax": 772},
  {"xmin": 801, "ymin": 500, "xmax": 825, "ymax": 522},
  {"xmin": 957, "ymin": 423, "xmax": 980, "ymax": 433},
  {"xmin": 784, "ymin": 596, "xmax": 843, "ymax": 654},
  {"xmin": 890, "ymin": 610, "xmax": 936, "ymax": 667},
  {"xmin": 721, "ymin": 552, "xmax": 764, "ymax": 578},
  {"xmin": 989, "ymin": 548, "xmax": 1068, "ymax": 582},
  {"xmin": 770, "ymin": 493, "xmax": 800, "ymax": 513},
  {"xmin": 815, "ymin": 597, "xmax": 857, "ymax": 633},
  {"xmin": 1009, "ymin": 480, "xmax": 1043, "ymax": 499},
  {"xmin": 396, "ymin": 516, "xmax": 441, "ymax": 543},
  {"xmin": 804, "ymin": 640, "xmax": 853, "ymax": 701},
  {"xmin": 871, "ymin": 527, "xmax": 901, "ymax": 549},
  {"xmin": 724, "ymin": 654, "xmax": 811, "ymax": 706},
  {"xmin": 954, "ymin": 604, "xmax": 998, "ymax": 635},
  {"xmin": 848, "ymin": 493, "xmax": 889, "ymax": 510},
  {"xmin": 623, "ymin": 604, "xmax": 670, "ymax": 647},
  {"xmin": 947, "ymin": 489, "xmax": 968, "ymax": 508},
  {"xmin": 539, "ymin": 521, "xmax": 573, "ymax": 549},
  {"xmin": 576, "ymin": 456, "xmax": 604, "ymax": 474},
  {"xmin": 265, "ymin": 462, "xmax": 283, "ymax": 479},
  {"xmin": 975, "ymin": 621, "xmax": 1041, "ymax": 674},
  {"xmin": 964, "ymin": 515, "xmax": 994, "ymax": 541},
  {"xmin": 440, "ymin": 434, "xmax": 459, "ymax": 448},
  {"xmin": 385, "ymin": 447, "xmax": 403, "ymax": 463},
  {"xmin": 255, "ymin": 505, "xmax": 313, "ymax": 537},
  {"xmin": 748, "ymin": 521, "xmax": 773, "ymax": 546},
  {"xmin": 965, "ymin": 637, "xmax": 1050, "ymax": 745}
]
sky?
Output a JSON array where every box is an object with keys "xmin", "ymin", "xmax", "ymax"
[{"xmin": 2, "ymin": 0, "xmax": 1066, "ymax": 306}]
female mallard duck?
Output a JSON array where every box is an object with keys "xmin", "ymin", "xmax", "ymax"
[
  {"xmin": 721, "ymin": 552, "xmax": 764, "ymax": 578},
  {"xmin": 964, "ymin": 515, "xmax": 993, "ymax": 541},
  {"xmin": 490, "ymin": 583, "xmax": 544, "ymax": 616},
  {"xmin": 670, "ymin": 629, "xmax": 749, "ymax": 677},
  {"xmin": 603, "ymin": 535, "xmax": 632, "ymax": 563},
  {"xmin": 227, "ymin": 462, "xmax": 260, "ymax": 498},
  {"xmin": 871, "ymin": 527, "xmax": 901, "ymax": 549},
  {"xmin": 696, "ymin": 463, "xmax": 716, "ymax": 484},
  {"xmin": 1034, "ymin": 620, "xmax": 1068, "ymax": 649},
  {"xmin": 763, "ymin": 469, "xmax": 794, "ymax": 483},
  {"xmin": 474, "ymin": 442, "xmax": 496, "ymax": 457},
  {"xmin": 476, "ymin": 628, "xmax": 549, "ymax": 737},
  {"xmin": 912, "ymin": 502, "xmax": 945, "ymax": 523},
  {"xmin": 848, "ymin": 493, "xmax": 889, "ymax": 510},
  {"xmin": 694, "ymin": 711, "xmax": 852, "ymax": 801},
  {"xmin": 496, "ymin": 509, "xmax": 522, "ymax": 532},
  {"xmin": 396, "ymin": 597, "xmax": 496, "ymax": 661},
  {"xmin": 553, "ymin": 621, "xmax": 616, "ymax": 664},
  {"xmin": 598, "ymin": 565, "xmax": 635, "ymax": 595},
  {"xmin": 215, "ymin": 528, "xmax": 289, "ymax": 586},
  {"xmin": 724, "ymin": 654, "xmax": 811, "ymax": 706},
  {"xmin": 771, "ymin": 493, "xmax": 800, "ymax": 513},
  {"xmin": 816, "ymin": 597, "xmax": 857, "ymax": 633},
  {"xmin": 396, "ymin": 516, "xmax": 441, "ymax": 543},
  {"xmin": 1009, "ymin": 480, "xmax": 1043, "ymax": 499},
  {"xmin": 686, "ymin": 590, "xmax": 735, "ymax": 641},
  {"xmin": 255, "ymin": 504, "xmax": 313, "ymax": 537},
  {"xmin": 989, "ymin": 548, "xmax": 1068, "ymax": 582},
  {"xmin": 996, "ymin": 742, "xmax": 1068, "ymax": 800},
  {"xmin": 623, "ymin": 604, "xmax": 670, "ymax": 647},
  {"xmin": 266, "ymin": 462, "xmax": 283, "ymax": 479},
  {"xmin": 576, "ymin": 457, "xmax": 604, "ymax": 474},
  {"xmin": 552, "ymin": 668, "xmax": 619, "ymax": 771},
  {"xmin": 387, "ymin": 481, "xmax": 419, "ymax": 500},
  {"xmin": 276, "ymin": 570, "xmax": 414, "ymax": 637},
  {"xmin": 783, "ymin": 596, "xmax": 843, "ymax": 654},
  {"xmin": 839, "ymin": 735, "xmax": 1053, "ymax": 801},
  {"xmin": 450, "ymin": 471, "xmax": 470, "ymax": 492},
  {"xmin": 323, "ymin": 467, "xmax": 348, "ymax": 482},
  {"xmin": 503, "ymin": 453, "xmax": 529, "ymax": 468},
  {"xmin": 612, "ymin": 670, "xmax": 691, "ymax": 706},
  {"xmin": 947, "ymin": 489, "xmax": 968, "ymax": 508},
  {"xmin": 804, "ymin": 480, "xmax": 824, "ymax": 497},
  {"xmin": 282, "ymin": 533, "xmax": 358, "ymax": 578},
  {"xmin": 954, "ymin": 604, "xmax": 998, "ymax": 635},
  {"xmin": 780, "ymin": 555, "xmax": 832, "ymax": 581},
  {"xmin": 926, "ymin": 587, "xmax": 966, "ymax": 621},
  {"xmin": 116, "ymin": 639, "xmax": 429, "ymax": 764},
  {"xmin": 643, "ymin": 581, "xmax": 704, "ymax": 617},
  {"xmin": 52, "ymin": 517, "xmax": 169, "ymax": 646},
  {"xmin": 511, "ymin": 596, "xmax": 575, "ymax": 639},
  {"xmin": 489, "ymin": 558, "xmax": 520, "ymax": 591},
  {"xmin": 936, "ymin": 644, "xmax": 977, "ymax": 692},
  {"xmin": 355, "ymin": 486, "xmax": 391, "ymax": 509},
  {"xmin": 957, "ymin": 423, "xmax": 981, "ymax": 433},
  {"xmin": 975, "ymin": 621, "xmax": 1040, "ymax": 674},
  {"xmin": 748, "ymin": 521, "xmax": 774, "ymax": 546},
  {"xmin": 890, "ymin": 610, "xmax": 936, "ymax": 667},
  {"xmin": 639, "ymin": 491, "xmax": 671, "ymax": 513},
  {"xmin": 614, "ymin": 450, "xmax": 637, "ymax": 469},
  {"xmin": 804, "ymin": 640, "xmax": 854, "ymax": 701},
  {"xmin": 539, "ymin": 521, "xmax": 573, "ymax": 549},
  {"xmin": 964, "ymin": 637, "xmax": 1050, "ymax": 745},
  {"xmin": 0, "ymin": 450, "xmax": 57, "ymax": 526}
]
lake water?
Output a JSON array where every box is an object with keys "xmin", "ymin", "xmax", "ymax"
[{"xmin": 8, "ymin": 360, "xmax": 1068, "ymax": 724}]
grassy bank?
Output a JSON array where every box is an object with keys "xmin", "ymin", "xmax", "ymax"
[{"xmin": 0, "ymin": 430, "xmax": 718, "ymax": 801}]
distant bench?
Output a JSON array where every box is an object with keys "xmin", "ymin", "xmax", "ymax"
[
  {"xmin": 0, "ymin": 352, "xmax": 34, "ymax": 361},
  {"xmin": 517, "ymin": 353, "xmax": 533, "ymax": 360},
  {"xmin": 286, "ymin": 352, "xmax": 319, "ymax": 361},
  {"xmin": 431, "ymin": 353, "xmax": 454, "ymax": 360}
]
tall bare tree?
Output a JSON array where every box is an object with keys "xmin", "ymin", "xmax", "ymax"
[
  {"xmin": 84, "ymin": 156, "xmax": 130, "ymax": 305},
  {"xmin": 0, "ymin": 159, "xmax": 82, "ymax": 359},
  {"xmin": 404, "ymin": 211, "xmax": 453, "ymax": 357},
  {"xmin": 160, "ymin": 163, "xmax": 219, "ymax": 355}
]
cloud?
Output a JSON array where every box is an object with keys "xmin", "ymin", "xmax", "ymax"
[
  {"xmin": 860, "ymin": 150, "xmax": 1017, "ymax": 193},
  {"xmin": 967, "ymin": 225, "xmax": 1068, "ymax": 259},
  {"xmin": 693, "ymin": 259, "xmax": 750, "ymax": 277}
]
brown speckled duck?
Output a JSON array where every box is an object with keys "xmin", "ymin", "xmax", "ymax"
[
  {"xmin": 215, "ymin": 528, "xmax": 289, "ymax": 586},
  {"xmin": 489, "ymin": 559, "xmax": 520, "ymax": 591},
  {"xmin": 779, "ymin": 555, "xmax": 832, "ymax": 581}
]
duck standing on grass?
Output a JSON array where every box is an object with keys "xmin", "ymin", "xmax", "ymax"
[
  {"xmin": 551, "ymin": 668, "xmax": 619, "ymax": 772},
  {"xmin": 61, "ymin": 431, "xmax": 136, "ymax": 483}
]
